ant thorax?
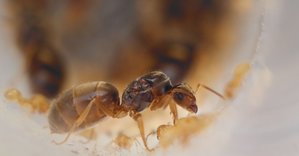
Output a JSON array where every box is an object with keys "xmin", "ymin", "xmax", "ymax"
[{"xmin": 121, "ymin": 71, "xmax": 173, "ymax": 112}]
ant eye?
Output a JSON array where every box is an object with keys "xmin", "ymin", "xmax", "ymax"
[{"xmin": 174, "ymin": 92, "xmax": 185, "ymax": 102}]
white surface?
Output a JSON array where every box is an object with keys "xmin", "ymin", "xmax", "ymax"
[{"xmin": 1, "ymin": 0, "xmax": 299, "ymax": 155}]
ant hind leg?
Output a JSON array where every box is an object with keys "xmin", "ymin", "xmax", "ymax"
[{"xmin": 53, "ymin": 98, "xmax": 96, "ymax": 145}]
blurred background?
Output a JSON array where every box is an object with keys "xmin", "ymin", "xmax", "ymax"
[
  {"xmin": 4, "ymin": 0, "xmax": 253, "ymax": 98},
  {"xmin": 0, "ymin": 0, "xmax": 298, "ymax": 155}
]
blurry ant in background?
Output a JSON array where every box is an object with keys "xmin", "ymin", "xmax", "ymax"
[
  {"xmin": 9, "ymin": 0, "xmax": 66, "ymax": 98},
  {"xmin": 5, "ymin": 0, "xmax": 251, "ymax": 152},
  {"xmin": 47, "ymin": 71, "xmax": 223, "ymax": 151},
  {"xmin": 149, "ymin": 40, "xmax": 196, "ymax": 84},
  {"xmin": 132, "ymin": 0, "xmax": 232, "ymax": 84},
  {"xmin": 8, "ymin": 0, "xmax": 236, "ymax": 99}
]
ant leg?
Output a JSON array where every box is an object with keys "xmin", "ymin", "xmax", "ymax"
[
  {"xmin": 131, "ymin": 113, "xmax": 154, "ymax": 151},
  {"xmin": 169, "ymin": 101, "xmax": 178, "ymax": 124},
  {"xmin": 53, "ymin": 98, "xmax": 96, "ymax": 145},
  {"xmin": 150, "ymin": 95, "xmax": 171, "ymax": 111},
  {"xmin": 149, "ymin": 95, "xmax": 178, "ymax": 124},
  {"xmin": 149, "ymin": 98, "xmax": 162, "ymax": 111}
]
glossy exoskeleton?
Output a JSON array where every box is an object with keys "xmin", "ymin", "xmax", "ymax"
[{"xmin": 49, "ymin": 71, "xmax": 223, "ymax": 150}]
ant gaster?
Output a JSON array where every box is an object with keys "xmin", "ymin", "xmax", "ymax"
[{"xmin": 48, "ymin": 71, "xmax": 223, "ymax": 151}]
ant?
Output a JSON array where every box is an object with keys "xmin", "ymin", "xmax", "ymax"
[
  {"xmin": 46, "ymin": 71, "xmax": 223, "ymax": 151},
  {"xmin": 9, "ymin": 0, "xmax": 66, "ymax": 98}
]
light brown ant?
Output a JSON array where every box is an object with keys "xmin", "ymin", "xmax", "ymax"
[{"xmin": 48, "ymin": 71, "xmax": 223, "ymax": 151}]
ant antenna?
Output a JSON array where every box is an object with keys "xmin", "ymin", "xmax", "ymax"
[
  {"xmin": 195, "ymin": 83, "xmax": 225, "ymax": 99},
  {"xmin": 177, "ymin": 83, "xmax": 224, "ymax": 99}
]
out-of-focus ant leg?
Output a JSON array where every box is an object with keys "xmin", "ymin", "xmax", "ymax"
[{"xmin": 53, "ymin": 98, "xmax": 96, "ymax": 145}]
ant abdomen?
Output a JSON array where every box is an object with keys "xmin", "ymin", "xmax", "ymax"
[{"xmin": 48, "ymin": 82, "xmax": 120, "ymax": 133}]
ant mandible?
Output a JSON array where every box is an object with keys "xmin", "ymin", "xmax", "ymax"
[{"xmin": 48, "ymin": 71, "xmax": 223, "ymax": 151}]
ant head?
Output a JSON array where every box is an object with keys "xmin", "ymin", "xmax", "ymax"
[{"xmin": 171, "ymin": 83, "xmax": 198, "ymax": 113}]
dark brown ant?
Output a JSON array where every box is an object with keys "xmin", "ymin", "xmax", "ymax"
[
  {"xmin": 26, "ymin": 43, "xmax": 66, "ymax": 98},
  {"xmin": 9, "ymin": 0, "xmax": 66, "ymax": 98},
  {"xmin": 49, "ymin": 71, "xmax": 223, "ymax": 151},
  {"xmin": 150, "ymin": 40, "xmax": 196, "ymax": 84}
]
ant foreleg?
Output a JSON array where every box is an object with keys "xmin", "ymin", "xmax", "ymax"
[
  {"xmin": 149, "ymin": 95, "xmax": 178, "ymax": 124},
  {"xmin": 168, "ymin": 101, "xmax": 178, "ymax": 124},
  {"xmin": 149, "ymin": 95, "xmax": 170, "ymax": 111}
]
